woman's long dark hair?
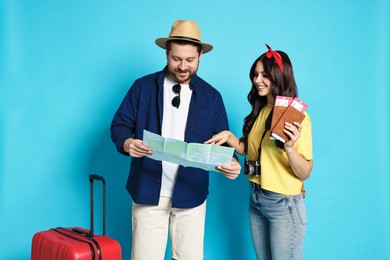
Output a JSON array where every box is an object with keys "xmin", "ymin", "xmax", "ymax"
[{"xmin": 240, "ymin": 50, "xmax": 298, "ymax": 152}]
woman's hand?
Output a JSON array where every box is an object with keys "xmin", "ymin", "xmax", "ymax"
[
  {"xmin": 283, "ymin": 121, "xmax": 301, "ymax": 151},
  {"xmin": 205, "ymin": 130, "xmax": 246, "ymax": 155},
  {"xmin": 204, "ymin": 130, "xmax": 231, "ymax": 146},
  {"xmin": 282, "ymin": 122, "xmax": 313, "ymax": 181}
]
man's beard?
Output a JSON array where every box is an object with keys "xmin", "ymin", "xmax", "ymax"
[{"xmin": 168, "ymin": 68, "xmax": 197, "ymax": 84}]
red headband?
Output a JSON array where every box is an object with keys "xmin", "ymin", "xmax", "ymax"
[{"xmin": 265, "ymin": 44, "xmax": 283, "ymax": 72}]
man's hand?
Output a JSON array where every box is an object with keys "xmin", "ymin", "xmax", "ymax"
[
  {"xmin": 215, "ymin": 157, "xmax": 241, "ymax": 180},
  {"xmin": 124, "ymin": 138, "xmax": 153, "ymax": 157}
]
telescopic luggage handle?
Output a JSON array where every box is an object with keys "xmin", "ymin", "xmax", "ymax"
[{"xmin": 89, "ymin": 174, "xmax": 106, "ymax": 236}]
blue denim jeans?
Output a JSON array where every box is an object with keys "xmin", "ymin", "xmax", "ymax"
[{"xmin": 249, "ymin": 184, "xmax": 306, "ymax": 260}]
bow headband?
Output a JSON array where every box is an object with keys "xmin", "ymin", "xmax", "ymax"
[{"xmin": 265, "ymin": 44, "xmax": 283, "ymax": 72}]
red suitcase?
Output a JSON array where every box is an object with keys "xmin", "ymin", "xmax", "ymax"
[{"xmin": 31, "ymin": 174, "xmax": 121, "ymax": 260}]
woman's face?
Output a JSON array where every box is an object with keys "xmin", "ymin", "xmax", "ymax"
[{"xmin": 253, "ymin": 61, "xmax": 274, "ymax": 104}]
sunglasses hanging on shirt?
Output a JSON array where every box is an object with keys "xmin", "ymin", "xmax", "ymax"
[{"xmin": 171, "ymin": 84, "xmax": 181, "ymax": 109}]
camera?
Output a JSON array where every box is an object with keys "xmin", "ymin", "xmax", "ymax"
[{"xmin": 244, "ymin": 160, "xmax": 260, "ymax": 176}]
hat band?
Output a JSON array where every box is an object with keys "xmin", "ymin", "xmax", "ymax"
[{"xmin": 169, "ymin": 36, "xmax": 201, "ymax": 43}]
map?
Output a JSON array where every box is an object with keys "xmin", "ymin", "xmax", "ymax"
[{"xmin": 143, "ymin": 130, "xmax": 234, "ymax": 171}]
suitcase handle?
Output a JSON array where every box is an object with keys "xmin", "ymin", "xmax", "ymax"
[
  {"xmin": 72, "ymin": 227, "xmax": 94, "ymax": 237},
  {"xmin": 89, "ymin": 174, "xmax": 106, "ymax": 236}
]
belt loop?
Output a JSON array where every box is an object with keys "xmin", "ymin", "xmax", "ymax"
[{"xmin": 250, "ymin": 181, "xmax": 261, "ymax": 191}]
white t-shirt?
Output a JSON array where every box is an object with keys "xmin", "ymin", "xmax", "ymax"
[{"xmin": 160, "ymin": 76, "xmax": 192, "ymax": 197}]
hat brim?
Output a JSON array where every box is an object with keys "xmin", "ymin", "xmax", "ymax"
[{"xmin": 155, "ymin": 37, "xmax": 213, "ymax": 53}]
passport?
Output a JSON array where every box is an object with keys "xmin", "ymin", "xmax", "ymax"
[{"xmin": 271, "ymin": 96, "xmax": 308, "ymax": 143}]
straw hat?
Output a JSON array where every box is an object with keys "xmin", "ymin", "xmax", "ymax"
[{"xmin": 155, "ymin": 20, "xmax": 213, "ymax": 53}]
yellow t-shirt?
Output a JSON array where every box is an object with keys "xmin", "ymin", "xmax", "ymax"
[{"xmin": 247, "ymin": 104, "xmax": 313, "ymax": 195}]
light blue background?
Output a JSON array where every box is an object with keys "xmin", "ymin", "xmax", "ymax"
[{"xmin": 1, "ymin": 0, "xmax": 389, "ymax": 259}]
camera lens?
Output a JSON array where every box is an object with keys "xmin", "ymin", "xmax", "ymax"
[
  {"xmin": 245, "ymin": 163, "xmax": 254, "ymax": 176},
  {"xmin": 244, "ymin": 160, "xmax": 260, "ymax": 176}
]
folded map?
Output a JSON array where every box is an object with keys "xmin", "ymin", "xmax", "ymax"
[{"xmin": 143, "ymin": 130, "xmax": 234, "ymax": 171}]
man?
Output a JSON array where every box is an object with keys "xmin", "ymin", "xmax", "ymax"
[{"xmin": 110, "ymin": 20, "xmax": 241, "ymax": 260}]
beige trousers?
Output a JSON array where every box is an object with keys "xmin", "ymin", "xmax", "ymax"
[{"xmin": 131, "ymin": 197, "xmax": 206, "ymax": 260}]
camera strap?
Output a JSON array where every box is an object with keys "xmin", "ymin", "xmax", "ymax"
[
  {"xmin": 244, "ymin": 108, "xmax": 273, "ymax": 174},
  {"xmin": 256, "ymin": 108, "xmax": 273, "ymax": 162}
]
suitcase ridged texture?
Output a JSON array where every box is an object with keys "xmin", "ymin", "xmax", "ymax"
[{"xmin": 32, "ymin": 229, "xmax": 94, "ymax": 259}]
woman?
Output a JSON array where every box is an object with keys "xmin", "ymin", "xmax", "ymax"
[{"xmin": 206, "ymin": 44, "xmax": 313, "ymax": 259}]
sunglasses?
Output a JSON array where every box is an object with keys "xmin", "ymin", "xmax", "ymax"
[{"xmin": 171, "ymin": 84, "xmax": 181, "ymax": 108}]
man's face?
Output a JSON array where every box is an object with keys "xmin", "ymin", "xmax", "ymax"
[{"xmin": 166, "ymin": 42, "xmax": 202, "ymax": 84}]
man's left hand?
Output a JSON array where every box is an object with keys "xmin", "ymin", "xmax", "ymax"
[{"xmin": 215, "ymin": 158, "xmax": 241, "ymax": 180}]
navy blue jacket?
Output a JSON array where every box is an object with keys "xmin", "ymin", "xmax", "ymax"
[{"xmin": 110, "ymin": 67, "xmax": 231, "ymax": 208}]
